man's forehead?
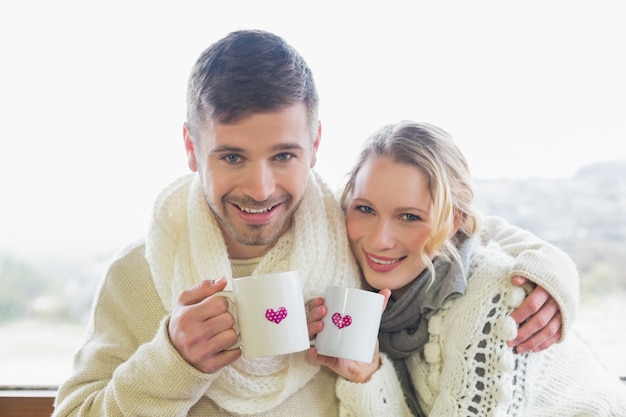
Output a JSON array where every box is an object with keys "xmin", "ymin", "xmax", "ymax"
[{"xmin": 200, "ymin": 105, "xmax": 313, "ymax": 150}]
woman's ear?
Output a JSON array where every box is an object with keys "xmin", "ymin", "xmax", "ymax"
[{"xmin": 449, "ymin": 209, "xmax": 463, "ymax": 238}]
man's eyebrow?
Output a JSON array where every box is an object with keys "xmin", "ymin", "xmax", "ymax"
[
  {"xmin": 271, "ymin": 143, "xmax": 305, "ymax": 151},
  {"xmin": 210, "ymin": 143, "xmax": 305, "ymax": 153},
  {"xmin": 210, "ymin": 145, "xmax": 244, "ymax": 153}
]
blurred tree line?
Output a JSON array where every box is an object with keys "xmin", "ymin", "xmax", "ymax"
[
  {"xmin": 0, "ymin": 255, "xmax": 99, "ymax": 324},
  {"xmin": 476, "ymin": 160, "xmax": 626, "ymax": 300}
]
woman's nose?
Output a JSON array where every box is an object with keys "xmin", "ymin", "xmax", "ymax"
[{"xmin": 369, "ymin": 220, "xmax": 396, "ymax": 250}]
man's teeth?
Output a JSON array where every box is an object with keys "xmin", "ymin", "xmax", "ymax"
[
  {"xmin": 240, "ymin": 206, "xmax": 272, "ymax": 214},
  {"xmin": 368, "ymin": 255, "xmax": 397, "ymax": 265}
]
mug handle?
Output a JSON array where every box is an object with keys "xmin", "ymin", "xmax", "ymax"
[{"xmin": 214, "ymin": 290, "xmax": 242, "ymax": 351}]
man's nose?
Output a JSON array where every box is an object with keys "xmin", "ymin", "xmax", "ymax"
[{"xmin": 241, "ymin": 163, "xmax": 276, "ymax": 201}]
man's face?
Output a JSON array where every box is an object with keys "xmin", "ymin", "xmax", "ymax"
[{"xmin": 184, "ymin": 103, "xmax": 320, "ymax": 259}]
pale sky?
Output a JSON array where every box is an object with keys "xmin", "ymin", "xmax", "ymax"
[{"xmin": 1, "ymin": 1, "xmax": 625, "ymax": 261}]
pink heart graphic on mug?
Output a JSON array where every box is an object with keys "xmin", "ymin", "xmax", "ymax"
[
  {"xmin": 332, "ymin": 312, "xmax": 352, "ymax": 329},
  {"xmin": 265, "ymin": 307, "xmax": 288, "ymax": 324}
]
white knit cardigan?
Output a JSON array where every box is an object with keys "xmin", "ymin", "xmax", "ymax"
[{"xmin": 341, "ymin": 241, "xmax": 626, "ymax": 417}]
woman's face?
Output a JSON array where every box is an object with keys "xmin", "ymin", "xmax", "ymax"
[{"xmin": 345, "ymin": 156, "xmax": 434, "ymax": 299}]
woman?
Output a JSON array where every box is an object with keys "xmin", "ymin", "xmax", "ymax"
[{"xmin": 309, "ymin": 121, "xmax": 626, "ymax": 416}]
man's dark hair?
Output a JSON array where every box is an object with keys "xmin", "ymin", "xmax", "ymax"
[{"xmin": 186, "ymin": 29, "xmax": 319, "ymax": 141}]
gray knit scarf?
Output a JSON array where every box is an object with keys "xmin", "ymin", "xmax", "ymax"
[{"xmin": 378, "ymin": 236, "xmax": 478, "ymax": 416}]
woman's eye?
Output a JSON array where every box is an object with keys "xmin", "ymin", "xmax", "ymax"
[
  {"xmin": 402, "ymin": 213, "xmax": 420, "ymax": 221},
  {"xmin": 356, "ymin": 205, "xmax": 373, "ymax": 214}
]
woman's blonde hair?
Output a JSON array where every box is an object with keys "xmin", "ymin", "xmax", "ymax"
[{"xmin": 340, "ymin": 121, "xmax": 482, "ymax": 280}]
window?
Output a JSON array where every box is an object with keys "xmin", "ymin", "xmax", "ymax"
[
  {"xmin": 475, "ymin": 172, "xmax": 626, "ymax": 377},
  {"xmin": 1, "ymin": 0, "xmax": 624, "ymax": 404}
]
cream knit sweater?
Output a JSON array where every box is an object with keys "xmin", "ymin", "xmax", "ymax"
[
  {"xmin": 52, "ymin": 240, "xmax": 410, "ymax": 416},
  {"xmin": 52, "ymin": 173, "xmax": 583, "ymax": 416},
  {"xmin": 52, "ymin": 172, "xmax": 409, "ymax": 416},
  {"xmin": 339, "ymin": 241, "xmax": 626, "ymax": 417}
]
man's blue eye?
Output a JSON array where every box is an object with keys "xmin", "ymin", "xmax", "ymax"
[
  {"xmin": 225, "ymin": 154, "xmax": 240, "ymax": 163},
  {"xmin": 276, "ymin": 153, "xmax": 292, "ymax": 161}
]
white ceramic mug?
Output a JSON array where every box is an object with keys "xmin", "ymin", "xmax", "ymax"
[
  {"xmin": 215, "ymin": 271, "xmax": 310, "ymax": 358},
  {"xmin": 314, "ymin": 285, "xmax": 385, "ymax": 363}
]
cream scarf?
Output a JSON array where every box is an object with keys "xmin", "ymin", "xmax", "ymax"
[{"xmin": 145, "ymin": 171, "xmax": 361, "ymax": 414}]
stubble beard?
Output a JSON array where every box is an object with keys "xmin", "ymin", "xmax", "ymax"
[{"xmin": 209, "ymin": 195, "xmax": 301, "ymax": 248}]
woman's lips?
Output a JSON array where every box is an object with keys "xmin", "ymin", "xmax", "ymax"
[{"xmin": 364, "ymin": 251, "xmax": 402, "ymax": 273}]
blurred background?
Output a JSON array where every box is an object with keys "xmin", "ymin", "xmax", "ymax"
[{"xmin": 1, "ymin": 0, "xmax": 625, "ymax": 386}]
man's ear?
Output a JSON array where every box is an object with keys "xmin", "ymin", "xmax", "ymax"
[
  {"xmin": 309, "ymin": 121, "xmax": 322, "ymax": 168},
  {"xmin": 183, "ymin": 123, "xmax": 198, "ymax": 172}
]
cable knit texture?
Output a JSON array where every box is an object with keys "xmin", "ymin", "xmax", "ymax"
[
  {"xmin": 335, "ymin": 353, "xmax": 413, "ymax": 417},
  {"xmin": 54, "ymin": 171, "xmax": 411, "ymax": 416},
  {"xmin": 144, "ymin": 171, "xmax": 362, "ymax": 414},
  {"xmin": 406, "ymin": 242, "xmax": 626, "ymax": 417}
]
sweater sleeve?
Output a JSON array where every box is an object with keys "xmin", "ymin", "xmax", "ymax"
[
  {"xmin": 421, "ymin": 247, "xmax": 626, "ymax": 417},
  {"xmin": 53, "ymin": 242, "xmax": 219, "ymax": 416},
  {"xmin": 479, "ymin": 215, "xmax": 579, "ymax": 340},
  {"xmin": 336, "ymin": 353, "xmax": 414, "ymax": 417}
]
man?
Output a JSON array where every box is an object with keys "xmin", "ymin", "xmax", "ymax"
[{"xmin": 53, "ymin": 30, "xmax": 577, "ymax": 416}]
